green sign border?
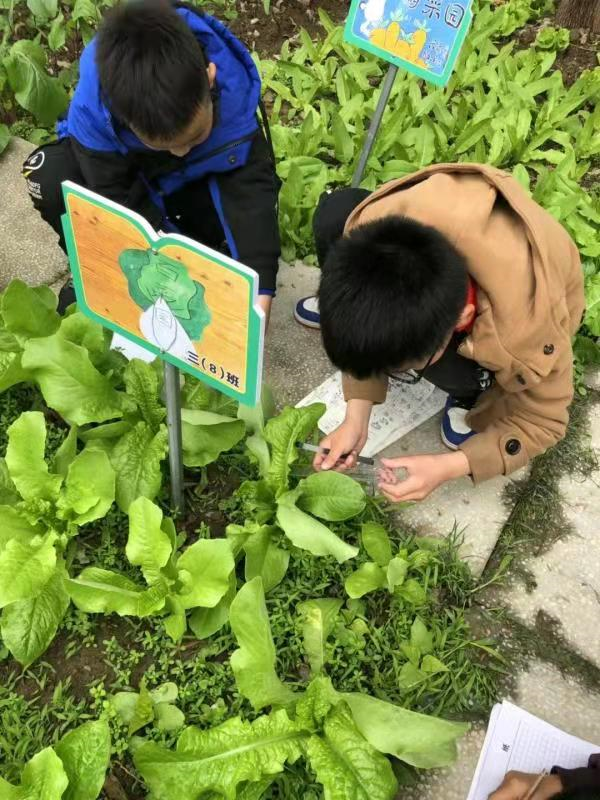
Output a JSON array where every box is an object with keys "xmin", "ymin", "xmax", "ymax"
[
  {"xmin": 344, "ymin": 0, "xmax": 473, "ymax": 87},
  {"xmin": 61, "ymin": 181, "xmax": 264, "ymax": 406}
]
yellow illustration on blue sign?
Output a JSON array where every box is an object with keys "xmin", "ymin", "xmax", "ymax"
[
  {"xmin": 60, "ymin": 181, "xmax": 265, "ymax": 406},
  {"xmin": 345, "ymin": 0, "xmax": 473, "ymax": 86}
]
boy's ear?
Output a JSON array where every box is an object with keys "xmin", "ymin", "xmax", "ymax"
[
  {"xmin": 457, "ymin": 302, "xmax": 476, "ymax": 330},
  {"xmin": 207, "ymin": 62, "xmax": 217, "ymax": 88}
]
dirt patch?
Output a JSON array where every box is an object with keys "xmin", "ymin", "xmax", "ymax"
[
  {"xmin": 514, "ymin": 18, "xmax": 600, "ymax": 86},
  {"xmin": 224, "ymin": 0, "xmax": 347, "ymax": 55}
]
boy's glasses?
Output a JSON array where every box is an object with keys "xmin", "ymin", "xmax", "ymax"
[{"xmin": 386, "ymin": 351, "xmax": 435, "ymax": 385}]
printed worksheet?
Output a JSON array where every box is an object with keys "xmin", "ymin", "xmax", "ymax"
[
  {"xmin": 467, "ymin": 701, "xmax": 600, "ymax": 800},
  {"xmin": 297, "ymin": 372, "xmax": 447, "ymax": 457}
]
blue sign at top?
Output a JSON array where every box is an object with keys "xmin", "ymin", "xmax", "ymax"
[{"xmin": 344, "ymin": 0, "xmax": 473, "ymax": 86}]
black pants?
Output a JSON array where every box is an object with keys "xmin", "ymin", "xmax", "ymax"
[
  {"xmin": 313, "ymin": 188, "xmax": 493, "ymax": 404},
  {"xmin": 23, "ymin": 139, "xmax": 227, "ymax": 258}
]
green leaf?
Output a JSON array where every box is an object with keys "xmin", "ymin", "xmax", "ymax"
[
  {"xmin": 176, "ymin": 538, "xmax": 234, "ymax": 610},
  {"xmin": 421, "ymin": 655, "xmax": 449, "ymax": 674},
  {"xmin": 306, "ymin": 705, "xmax": 398, "ymax": 800},
  {"xmin": 0, "ymin": 124, "xmax": 10, "ymax": 155},
  {"xmin": 55, "ymin": 719, "xmax": 111, "ymax": 800},
  {"xmin": 126, "ymin": 497, "xmax": 172, "ymax": 584},
  {"xmin": 6, "ymin": 412, "xmax": 63, "ymax": 503},
  {"xmin": 1, "ymin": 280, "xmax": 60, "ymax": 340},
  {"xmin": 47, "ymin": 12, "xmax": 66, "ymax": 51},
  {"xmin": 398, "ymin": 662, "xmax": 426, "ymax": 689},
  {"xmin": 296, "ymin": 471, "xmax": 366, "ymax": 521},
  {"xmin": 386, "ymin": 557, "xmax": 409, "ymax": 592},
  {"xmin": 276, "ymin": 489, "xmax": 358, "ymax": 564},
  {"xmin": 67, "ymin": 568, "xmax": 168, "ymax": 617},
  {"xmin": 181, "ymin": 409, "xmax": 246, "ymax": 467},
  {"xmin": 22, "ymin": 335, "xmax": 126, "ymax": 425},
  {"xmin": 361, "ymin": 523, "xmax": 392, "ymax": 567},
  {"xmin": 0, "ymin": 460, "xmax": 18, "ymax": 505},
  {"xmin": 263, "ymin": 403, "xmax": 325, "ymax": 494},
  {"xmin": 134, "ymin": 710, "xmax": 305, "ymax": 800},
  {"xmin": 344, "ymin": 562, "xmax": 386, "ymax": 599},
  {"xmin": 0, "ymin": 351, "xmax": 29, "ymax": 393},
  {"xmin": 182, "ymin": 379, "xmax": 238, "ymax": 416},
  {"xmin": 71, "ymin": 0, "xmax": 100, "ymax": 22},
  {"xmin": 397, "ymin": 578, "xmax": 427, "ymax": 606},
  {"xmin": 3, "ymin": 40, "xmax": 69, "ymax": 125},
  {"xmin": 0, "ymin": 534, "xmax": 57, "ymax": 608},
  {"xmin": 155, "ymin": 703, "xmax": 185, "ymax": 732},
  {"xmin": 243, "ymin": 526, "xmax": 289, "ymax": 592},
  {"xmin": 189, "ymin": 573, "xmax": 236, "ymax": 640},
  {"xmin": 51, "ymin": 426, "xmax": 78, "ymax": 479},
  {"xmin": 331, "ymin": 110, "xmax": 354, "ymax": 164},
  {"xmin": 57, "ymin": 449, "xmax": 115, "ymax": 525},
  {"xmin": 2, "ymin": 747, "xmax": 68, "ymax": 799},
  {"xmin": 410, "ymin": 617, "xmax": 433, "ymax": 655},
  {"xmin": 150, "ymin": 682, "xmax": 179, "ymax": 705},
  {"xmin": 229, "ymin": 577, "xmax": 295, "ymax": 710},
  {"xmin": 110, "ymin": 422, "xmax": 168, "ymax": 512},
  {"xmin": 342, "ymin": 693, "xmax": 469, "ymax": 769},
  {"xmin": 297, "ymin": 598, "xmax": 343, "ymax": 676},
  {"xmin": 1, "ymin": 570, "xmax": 69, "ymax": 666},
  {"xmin": 27, "ymin": 0, "xmax": 57, "ymax": 19},
  {"xmin": 124, "ymin": 359, "xmax": 165, "ymax": 428}
]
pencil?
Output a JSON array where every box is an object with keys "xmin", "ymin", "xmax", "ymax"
[
  {"xmin": 295, "ymin": 442, "xmax": 375, "ymax": 466},
  {"xmin": 523, "ymin": 770, "xmax": 549, "ymax": 800}
]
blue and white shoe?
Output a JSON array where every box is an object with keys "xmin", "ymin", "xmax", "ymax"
[
  {"xmin": 441, "ymin": 396, "xmax": 477, "ymax": 450},
  {"xmin": 294, "ymin": 295, "xmax": 321, "ymax": 329}
]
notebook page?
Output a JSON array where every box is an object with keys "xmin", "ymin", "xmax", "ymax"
[
  {"xmin": 296, "ymin": 372, "xmax": 446, "ymax": 458},
  {"xmin": 468, "ymin": 701, "xmax": 600, "ymax": 800}
]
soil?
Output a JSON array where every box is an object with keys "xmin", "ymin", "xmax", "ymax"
[{"xmin": 515, "ymin": 19, "xmax": 600, "ymax": 86}]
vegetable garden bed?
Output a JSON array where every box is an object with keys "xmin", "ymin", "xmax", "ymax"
[{"xmin": 1, "ymin": 0, "xmax": 599, "ymax": 797}]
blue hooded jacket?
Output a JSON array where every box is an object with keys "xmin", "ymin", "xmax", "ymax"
[{"xmin": 57, "ymin": 7, "xmax": 262, "ymax": 196}]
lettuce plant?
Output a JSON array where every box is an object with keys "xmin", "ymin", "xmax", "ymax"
[
  {"xmin": 0, "ymin": 718, "xmax": 111, "ymax": 800},
  {"xmin": 225, "ymin": 404, "xmax": 366, "ymax": 603},
  {"xmin": 133, "ymin": 578, "xmax": 468, "ymax": 800},
  {"xmin": 67, "ymin": 497, "xmax": 235, "ymax": 642},
  {"xmin": 111, "ymin": 679, "xmax": 185, "ymax": 735},
  {"xmin": 0, "ymin": 411, "xmax": 115, "ymax": 665}
]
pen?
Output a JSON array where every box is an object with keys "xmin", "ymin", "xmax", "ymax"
[
  {"xmin": 523, "ymin": 770, "xmax": 549, "ymax": 800},
  {"xmin": 295, "ymin": 441, "xmax": 375, "ymax": 466}
]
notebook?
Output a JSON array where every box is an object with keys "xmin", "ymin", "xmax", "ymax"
[
  {"xmin": 467, "ymin": 701, "xmax": 600, "ymax": 800},
  {"xmin": 296, "ymin": 372, "xmax": 447, "ymax": 458}
]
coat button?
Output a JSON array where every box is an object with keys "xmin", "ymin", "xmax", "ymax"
[
  {"xmin": 228, "ymin": 155, "xmax": 237, "ymax": 165},
  {"xmin": 506, "ymin": 439, "xmax": 521, "ymax": 456},
  {"xmin": 516, "ymin": 374, "xmax": 526, "ymax": 385},
  {"xmin": 544, "ymin": 344, "xmax": 555, "ymax": 355}
]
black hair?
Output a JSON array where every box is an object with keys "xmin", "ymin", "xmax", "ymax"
[
  {"xmin": 556, "ymin": 789, "xmax": 600, "ymax": 800},
  {"xmin": 318, "ymin": 216, "xmax": 469, "ymax": 380},
  {"xmin": 96, "ymin": 0, "xmax": 210, "ymax": 139}
]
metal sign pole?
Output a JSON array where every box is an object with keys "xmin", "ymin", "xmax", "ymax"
[
  {"xmin": 164, "ymin": 362, "xmax": 185, "ymax": 512},
  {"xmin": 351, "ymin": 64, "xmax": 399, "ymax": 188}
]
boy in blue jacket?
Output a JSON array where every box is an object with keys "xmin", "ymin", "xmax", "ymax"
[{"xmin": 23, "ymin": 0, "xmax": 281, "ymax": 314}]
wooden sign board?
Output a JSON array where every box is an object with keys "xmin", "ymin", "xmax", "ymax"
[
  {"xmin": 61, "ymin": 181, "xmax": 265, "ymax": 406},
  {"xmin": 344, "ymin": 0, "xmax": 473, "ymax": 87}
]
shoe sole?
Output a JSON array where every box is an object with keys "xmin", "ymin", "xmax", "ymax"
[
  {"xmin": 293, "ymin": 308, "xmax": 321, "ymax": 329},
  {"xmin": 440, "ymin": 428, "xmax": 460, "ymax": 451}
]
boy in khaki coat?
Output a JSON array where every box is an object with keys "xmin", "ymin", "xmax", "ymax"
[{"xmin": 298, "ymin": 164, "xmax": 584, "ymax": 502}]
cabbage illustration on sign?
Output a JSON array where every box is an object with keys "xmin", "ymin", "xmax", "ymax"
[
  {"xmin": 119, "ymin": 248, "xmax": 212, "ymax": 361},
  {"xmin": 345, "ymin": 0, "xmax": 473, "ymax": 86}
]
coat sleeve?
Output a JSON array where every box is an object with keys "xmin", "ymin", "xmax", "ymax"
[
  {"xmin": 553, "ymin": 754, "xmax": 600, "ymax": 791},
  {"xmin": 69, "ymin": 137, "xmax": 165, "ymax": 231},
  {"xmin": 342, "ymin": 374, "xmax": 388, "ymax": 404},
  {"xmin": 215, "ymin": 131, "xmax": 281, "ymax": 293},
  {"xmin": 460, "ymin": 344, "xmax": 575, "ymax": 484}
]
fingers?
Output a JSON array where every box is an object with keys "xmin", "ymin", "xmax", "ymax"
[
  {"xmin": 378, "ymin": 476, "xmax": 423, "ymax": 503},
  {"xmin": 322, "ymin": 442, "xmax": 351, "ymax": 471},
  {"xmin": 381, "ymin": 456, "xmax": 412, "ymax": 470}
]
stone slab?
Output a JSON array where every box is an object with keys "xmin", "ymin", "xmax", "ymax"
[
  {"xmin": 0, "ymin": 137, "xmax": 68, "ymax": 290},
  {"xmin": 402, "ymin": 662, "xmax": 600, "ymax": 800},
  {"xmin": 501, "ymin": 404, "xmax": 600, "ymax": 667}
]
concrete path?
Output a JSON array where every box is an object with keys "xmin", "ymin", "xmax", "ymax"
[{"xmin": 3, "ymin": 136, "xmax": 600, "ymax": 800}]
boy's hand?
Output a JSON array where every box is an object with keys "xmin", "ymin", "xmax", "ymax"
[
  {"xmin": 313, "ymin": 399, "xmax": 373, "ymax": 472},
  {"xmin": 488, "ymin": 772, "xmax": 563, "ymax": 800},
  {"xmin": 377, "ymin": 451, "xmax": 470, "ymax": 502},
  {"xmin": 257, "ymin": 294, "xmax": 272, "ymax": 326}
]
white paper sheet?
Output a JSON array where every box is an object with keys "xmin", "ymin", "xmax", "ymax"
[
  {"xmin": 296, "ymin": 372, "xmax": 447, "ymax": 458},
  {"xmin": 467, "ymin": 701, "xmax": 600, "ymax": 800}
]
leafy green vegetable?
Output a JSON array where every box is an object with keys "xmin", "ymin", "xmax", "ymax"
[
  {"xmin": 54, "ymin": 719, "xmax": 111, "ymax": 800},
  {"xmin": 2, "ymin": 40, "xmax": 68, "ymax": 125},
  {"xmin": 263, "ymin": 404, "xmax": 325, "ymax": 494},
  {"xmin": 0, "ymin": 747, "xmax": 68, "ymax": 799},
  {"xmin": 229, "ymin": 577, "xmax": 296, "ymax": 710},
  {"xmin": 297, "ymin": 598, "xmax": 343, "ymax": 676},
  {"xmin": 297, "ymin": 471, "xmax": 366, "ymax": 521},
  {"xmin": 112, "ymin": 680, "xmax": 184, "ymax": 735},
  {"xmin": 181, "ymin": 408, "xmax": 245, "ymax": 467}
]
